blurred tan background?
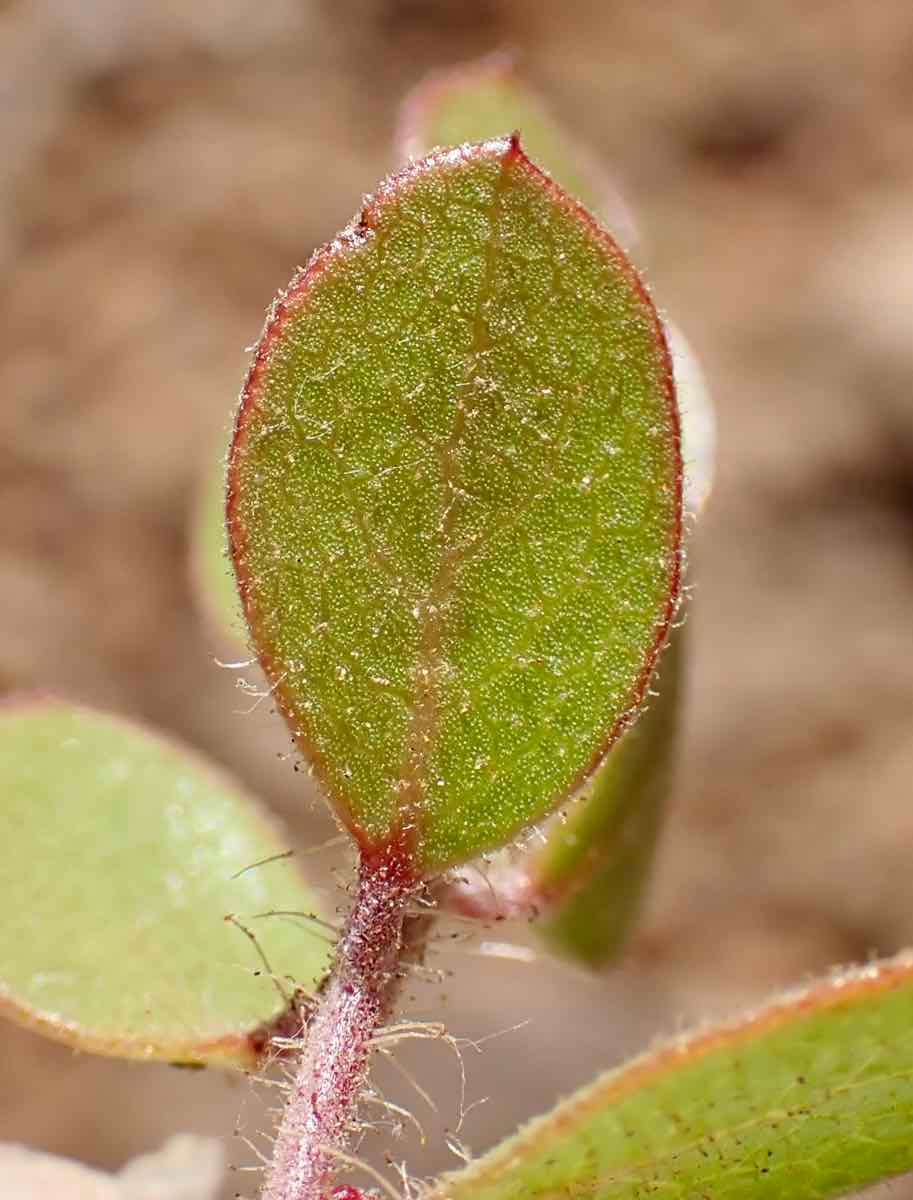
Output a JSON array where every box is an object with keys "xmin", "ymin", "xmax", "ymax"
[{"xmin": 3, "ymin": 1, "xmax": 913, "ymax": 1196}]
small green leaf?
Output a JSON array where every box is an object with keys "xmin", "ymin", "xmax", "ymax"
[
  {"xmin": 433, "ymin": 954, "xmax": 913, "ymax": 1200},
  {"xmin": 533, "ymin": 632, "xmax": 681, "ymax": 965},
  {"xmin": 0, "ymin": 699, "xmax": 330, "ymax": 1065},
  {"xmin": 228, "ymin": 137, "xmax": 681, "ymax": 873},
  {"xmin": 398, "ymin": 53, "xmax": 636, "ymax": 244}
]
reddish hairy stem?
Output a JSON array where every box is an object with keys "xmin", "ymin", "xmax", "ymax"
[{"xmin": 262, "ymin": 851, "xmax": 419, "ymax": 1200}]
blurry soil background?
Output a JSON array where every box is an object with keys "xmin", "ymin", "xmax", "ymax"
[{"xmin": 3, "ymin": 1, "xmax": 913, "ymax": 1197}]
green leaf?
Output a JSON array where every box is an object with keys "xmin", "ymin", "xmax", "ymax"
[
  {"xmin": 0, "ymin": 699, "xmax": 330, "ymax": 1066},
  {"xmin": 191, "ymin": 445, "xmax": 247, "ymax": 645},
  {"xmin": 398, "ymin": 54, "xmax": 636, "ymax": 244},
  {"xmin": 398, "ymin": 59, "xmax": 711, "ymax": 956},
  {"xmin": 533, "ymin": 631, "xmax": 681, "ymax": 965},
  {"xmin": 433, "ymin": 954, "xmax": 913, "ymax": 1200},
  {"xmin": 228, "ymin": 136, "xmax": 682, "ymax": 873},
  {"xmin": 529, "ymin": 327, "xmax": 713, "ymax": 965}
]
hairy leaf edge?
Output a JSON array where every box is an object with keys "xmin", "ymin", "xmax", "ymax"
[{"xmin": 430, "ymin": 950, "xmax": 913, "ymax": 1196}]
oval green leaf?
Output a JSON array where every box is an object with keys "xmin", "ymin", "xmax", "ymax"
[
  {"xmin": 0, "ymin": 699, "xmax": 330, "ymax": 1066},
  {"xmin": 433, "ymin": 953, "xmax": 913, "ymax": 1200},
  {"xmin": 228, "ymin": 136, "xmax": 681, "ymax": 873}
]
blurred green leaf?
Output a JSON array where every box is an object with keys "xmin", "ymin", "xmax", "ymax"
[
  {"xmin": 398, "ymin": 53, "xmax": 636, "ymax": 244},
  {"xmin": 534, "ymin": 633, "xmax": 681, "ymax": 965},
  {"xmin": 0, "ymin": 699, "xmax": 330, "ymax": 1065},
  {"xmin": 191, "ymin": 447, "xmax": 246, "ymax": 645},
  {"xmin": 228, "ymin": 137, "xmax": 681, "ymax": 873},
  {"xmin": 433, "ymin": 954, "xmax": 913, "ymax": 1200}
]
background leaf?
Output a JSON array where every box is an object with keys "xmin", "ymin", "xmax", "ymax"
[
  {"xmin": 433, "ymin": 953, "xmax": 913, "ymax": 1200},
  {"xmin": 228, "ymin": 136, "xmax": 681, "ymax": 873},
  {"xmin": 397, "ymin": 53, "xmax": 637, "ymax": 246},
  {"xmin": 191, "ymin": 446, "xmax": 247, "ymax": 645},
  {"xmin": 533, "ymin": 633, "xmax": 681, "ymax": 965},
  {"xmin": 0, "ymin": 699, "xmax": 330, "ymax": 1065}
]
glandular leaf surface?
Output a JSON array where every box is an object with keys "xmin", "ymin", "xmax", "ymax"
[
  {"xmin": 432, "ymin": 954, "xmax": 913, "ymax": 1200},
  {"xmin": 229, "ymin": 136, "xmax": 681, "ymax": 873},
  {"xmin": 0, "ymin": 700, "xmax": 329, "ymax": 1066}
]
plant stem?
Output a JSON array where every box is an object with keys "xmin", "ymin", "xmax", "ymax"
[{"xmin": 262, "ymin": 849, "xmax": 419, "ymax": 1200}]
